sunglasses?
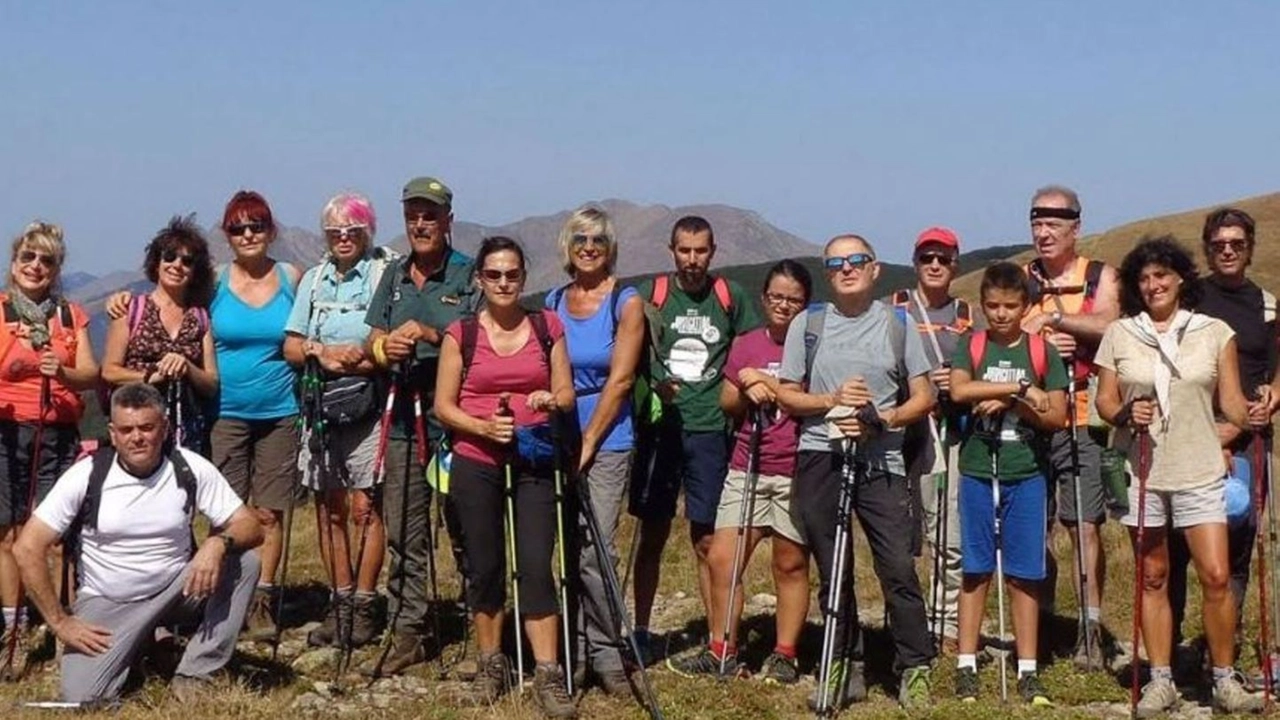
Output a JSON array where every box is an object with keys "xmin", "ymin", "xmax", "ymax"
[
  {"xmin": 915, "ymin": 253, "xmax": 954, "ymax": 267},
  {"xmin": 763, "ymin": 291, "xmax": 806, "ymax": 309},
  {"xmin": 479, "ymin": 268, "xmax": 524, "ymax": 283},
  {"xmin": 161, "ymin": 249, "xmax": 196, "ymax": 268},
  {"xmin": 571, "ymin": 234, "xmax": 610, "ymax": 249},
  {"xmin": 323, "ymin": 225, "xmax": 368, "ymax": 242},
  {"xmin": 823, "ymin": 253, "xmax": 875, "ymax": 271},
  {"xmin": 226, "ymin": 221, "xmax": 269, "ymax": 237},
  {"xmin": 16, "ymin": 250, "xmax": 56, "ymax": 269},
  {"xmin": 1208, "ymin": 239, "xmax": 1248, "ymax": 255}
]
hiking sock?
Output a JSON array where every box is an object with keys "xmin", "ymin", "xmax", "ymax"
[
  {"xmin": 1212, "ymin": 666, "xmax": 1233, "ymax": 683},
  {"xmin": 1151, "ymin": 666, "xmax": 1173, "ymax": 682},
  {"xmin": 354, "ymin": 590, "xmax": 375, "ymax": 600},
  {"xmin": 709, "ymin": 639, "xmax": 735, "ymax": 660},
  {"xmin": 334, "ymin": 585, "xmax": 354, "ymax": 599},
  {"xmin": 774, "ymin": 644, "xmax": 797, "ymax": 660},
  {"xmin": 957, "ymin": 654, "xmax": 977, "ymax": 671},
  {"xmin": 1, "ymin": 607, "xmax": 16, "ymax": 631},
  {"xmin": 1086, "ymin": 607, "xmax": 1101, "ymax": 623},
  {"xmin": 1017, "ymin": 659, "xmax": 1037, "ymax": 678},
  {"xmin": 257, "ymin": 583, "xmax": 276, "ymax": 595}
]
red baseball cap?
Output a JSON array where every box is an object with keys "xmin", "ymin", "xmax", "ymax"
[{"xmin": 914, "ymin": 226, "xmax": 960, "ymax": 251}]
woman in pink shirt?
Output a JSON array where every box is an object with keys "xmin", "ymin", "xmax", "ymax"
[{"xmin": 434, "ymin": 236, "xmax": 576, "ymax": 718}]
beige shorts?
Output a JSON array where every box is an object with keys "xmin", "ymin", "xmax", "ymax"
[
  {"xmin": 714, "ymin": 469, "xmax": 804, "ymax": 545},
  {"xmin": 1120, "ymin": 477, "xmax": 1226, "ymax": 529}
]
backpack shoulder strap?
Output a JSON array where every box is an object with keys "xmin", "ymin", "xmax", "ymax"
[
  {"xmin": 192, "ymin": 306, "xmax": 210, "ymax": 336},
  {"xmin": 1027, "ymin": 332, "xmax": 1049, "ymax": 383},
  {"xmin": 57, "ymin": 300, "xmax": 74, "ymax": 330},
  {"xmin": 711, "ymin": 276, "xmax": 733, "ymax": 314},
  {"xmin": 1080, "ymin": 259, "xmax": 1105, "ymax": 312},
  {"xmin": 460, "ymin": 317, "xmax": 480, "ymax": 381},
  {"xmin": 1, "ymin": 299, "xmax": 15, "ymax": 324},
  {"xmin": 80, "ymin": 448, "xmax": 118, "ymax": 534},
  {"xmin": 546, "ymin": 283, "xmax": 567, "ymax": 312},
  {"xmin": 1024, "ymin": 259, "xmax": 1045, "ymax": 305},
  {"xmin": 527, "ymin": 309, "xmax": 555, "ymax": 365},
  {"xmin": 170, "ymin": 450, "xmax": 198, "ymax": 521},
  {"xmin": 609, "ymin": 283, "xmax": 624, "ymax": 337},
  {"xmin": 968, "ymin": 330, "xmax": 989, "ymax": 376},
  {"xmin": 127, "ymin": 295, "xmax": 147, "ymax": 337},
  {"xmin": 803, "ymin": 304, "xmax": 826, "ymax": 380},
  {"xmin": 651, "ymin": 275, "xmax": 670, "ymax": 309},
  {"xmin": 885, "ymin": 302, "xmax": 905, "ymax": 372}
]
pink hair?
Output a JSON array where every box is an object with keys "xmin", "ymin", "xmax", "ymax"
[{"xmin": 322, "ymin": 192, "xmax": 377, "ymax": 238}]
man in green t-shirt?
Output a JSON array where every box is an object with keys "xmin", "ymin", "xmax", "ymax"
[{"xmin": 628, "ymin": 216, "xmax": 760, "ymax": 655}]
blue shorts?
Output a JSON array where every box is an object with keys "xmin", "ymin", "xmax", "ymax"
[
  {"xmin": 959, "ymin": 473, "xmax": 1047, "ymax": 582},
  {"xmin": 629, "ymin": 420, "xmax": 729, "ymax": 527}
]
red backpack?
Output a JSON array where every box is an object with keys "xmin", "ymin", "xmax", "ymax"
[{"xmin": 967, "ymin": 330, "xmax": 1050, "ymax": 384}]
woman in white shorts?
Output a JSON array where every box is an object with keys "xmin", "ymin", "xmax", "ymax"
[
  {"xmin": 668, "ymin": 260, "xmax": 811, "ymax": 684},
  {"xmin": 1094, "ymin": 236, "xmax": 1259, "ymax": 716}
]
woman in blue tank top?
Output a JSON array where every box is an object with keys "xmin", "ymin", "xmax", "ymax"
[
  {"xmin": 544, "ymin": 206, "xmax": 645, "ymax": 693},
  {"xmin": 209, "ymin": 190, "xmax": 302, "ymax": 641}
]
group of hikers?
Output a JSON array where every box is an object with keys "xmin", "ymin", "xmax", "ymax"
[{"xmin": 0, "ymin": 177, "xmax": 1276, "ymax": 719}]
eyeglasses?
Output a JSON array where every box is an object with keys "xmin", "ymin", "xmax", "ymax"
[
  {"xmin": 324, "ymin": 225, "xmax": 368, "ymax": 241},
  {"xmin": 479, "ymin": 268, "xmax": 524, "ymax": 283},
  {"xmin": 1208, "ymin": 239, "xmax": 1248, "ymax": 255},
  {"xmin": 915, "ymin": 253, "xmax": 954, "ymax": 267},
  {"xmin": 571, "ymin": 234, "xmax": 610, "ymax": 249},
  {"xmin": 16, "ymin": 250, "xmax": 56, "ymax": 269},
  {"xmin": 404, "ymin": 210, "xmax": 447, "ymax": 225},
  {"xmin": 160, "ymin": 249, "xmax": 196, "ymax": 268},
  {"xmin": 823, "ymin": 253, "xmax": 875, "ymax": 271},
  {"xmin": 226, "ymin": 221, "xmax": 269, "ymax": 237},
  {"xmin": 763, "ymin": 292, "xmax": 806, "ymax": 309}
]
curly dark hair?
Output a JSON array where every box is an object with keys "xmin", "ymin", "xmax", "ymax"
[
  {"xmin": 143, "ymin": 215, "xmax": 215, "ymax": 307},
  {"xmin": 1118, "ymin": 235, "xmax": 1202, "ymax": 317}
]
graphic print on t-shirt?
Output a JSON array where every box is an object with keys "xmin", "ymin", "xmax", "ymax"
[
  {"xmin": 981, "ymin": 360, "xmax": 1027, "ymax": 442},
  {"xmin": 667, "ymin": 309, "xmax": 720, "ymax": 382}
]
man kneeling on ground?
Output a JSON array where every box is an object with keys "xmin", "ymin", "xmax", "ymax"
[{"xmin": 14, "ymin": 382, "xmax": 264, "ymax": 705}]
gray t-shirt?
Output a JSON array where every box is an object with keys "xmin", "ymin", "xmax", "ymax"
[
  {"xmin": 882, "ymin": 292, "xmax": 985, "ymax": 372},
  {"xmin": 780, "ymin": 299, "xmax": 932, "ymax": 474}
]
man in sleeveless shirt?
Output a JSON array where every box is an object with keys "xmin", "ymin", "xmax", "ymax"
[
  {"xmin": 1020, "ymin": 185, "xmax": 1121, "ymax": 670},
  {"xmin": 888, "ymin": 227, "xmax": 981, "ymax": 655}
]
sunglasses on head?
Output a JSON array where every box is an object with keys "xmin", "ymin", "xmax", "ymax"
[
  {"xmin": 479, "ymin": 268, "xmax": 523, "ymax": 283},
  {"xmin": 324, "ymin": 225, "xmax": 368, "ymax": 242},
  {"xmin": 914, "ymin": 252, "xmax": 954, "ymax": 267},
  {"xmin": 161, "ymin": 249, "xmax": 196, "ymax": 268},
  {"xmin": 823, "ymin": 253, "xmax": 875, "ymax": 271},
  {"xmin": 16, "ymin": 249, "xmax": 56, "ymax": 269},
  {"xmin": 226, "ymin": 221, "xmax": 268, "ymax": 237},
  {"xmin": 571, "ymin": 234, "xmax": 610, "ymax": 249}
]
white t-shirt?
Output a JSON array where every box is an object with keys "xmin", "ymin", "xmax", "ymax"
[{"xmin": 34, "ymin": 448, "xmax": 243, "ymax": 603}]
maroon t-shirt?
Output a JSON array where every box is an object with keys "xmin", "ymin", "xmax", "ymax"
[
  {"xmin": 446, "ymin": 311, "xmax": 565, "ymax": 467},
  {"xmin": 723, "ymin": 327, "xmax": 800, "ymax": 477}
]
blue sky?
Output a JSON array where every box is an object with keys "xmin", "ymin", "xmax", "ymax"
[{"xmin": 2, "ymin": 1, "xmax": 1278, "ymax": 273}]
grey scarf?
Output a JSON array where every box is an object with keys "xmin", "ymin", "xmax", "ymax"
[{"xmin": 8, "ymin": 290, "xmax": 60, "ymax": 349}]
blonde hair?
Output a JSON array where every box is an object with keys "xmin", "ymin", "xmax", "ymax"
[
  {"xmin": 8, "ymin": 221, "xmax": 66, "ymax": 292},
  {"xmin": 320, "ymin": 191, "xmax": 378, "ymax": 239},
  {"xmin": 556, "ymin": 206, "xmax": 618, "ymax": 276}
]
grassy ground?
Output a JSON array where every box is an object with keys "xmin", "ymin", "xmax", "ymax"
[{"xmin": 3, "ymin": 497, "xmax": 1274, "ymax": 719}]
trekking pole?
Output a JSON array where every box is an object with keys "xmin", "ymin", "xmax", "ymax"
[
  {"xmin": 271, "ymin": 360, "xmax": 319, "ymax": 664},
  {"xmin": 815, "ymin": 437, "xmax": 858, "ymax": 718},
  {"xmin": 1253, "ymin": 432, "xmax": 1273, "ymax": 707},
  {"xmin": 990, "ymin": 421, "xmax": 1008, "ymax": 702},
  {"xmin": 1266, "ymin": 441, "xmax": 1280, "ymax": 695},
  {"xmin": 366, "ymin": 364, "xmax": 404, "ymax": 681},
  {"xmin": 498, "ymin": 394, "xmax": 526, "ymax": 689},
  {"xmin": 549, "ymin": 412, "xmax": 573, "ymax": 695},
  {"xmin": 720, "ymin": 406, "xmax": 763, "ymax": 677},
  {"xmin": 1131, "ymin": 428, "xmax": 1151, "ymax": 720},
  {"xmin": 413, "ymin": 389, "xmax": 447, "ymax": 680},
  {"xmin": 931, "ymin": 407, "xmax": 951, "ymax": 652},
  {"xmin": 5, "ymin": 376, "xmax": 51, "ymax": 676},
  {"xmin": 571, "ymin": 419, "xmax": 666, "ymax": 720},
  {"xmin": 1066, "ymin": 364, "xmax": 1095, "ymax": 668}
]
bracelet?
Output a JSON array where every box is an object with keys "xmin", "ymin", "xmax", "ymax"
[{"xmin": 371, "ymin": 336, "xmax": 389, "ymax": 368}]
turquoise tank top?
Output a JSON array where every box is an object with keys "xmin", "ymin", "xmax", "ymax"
[{"xmin": 212, "ymin": 263, "xmax": 298, "ymax": 420}]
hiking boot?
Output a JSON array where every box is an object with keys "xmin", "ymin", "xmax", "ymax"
[
  {"xmin": 533, "ymin": 664, "xmax": 578, "ymax": 719},
  {"xmin": 169, "ymin": 675, "xmax": 213, "ymax": 705},
  {"xmin": 807, "ymin": 659, "xmax": 866, "ymax": 712},
  {"xmin": 348, "ymin": 594, "xmax": 381, "ymax": 647},
  {"xmin": 359, "ymin": 631, "xmax": 426, "ymax": 677},
  {"xmin": 594, "ymin": 666, "xmax": 635, "ymax": 698},
  {"xmin": 307, "ymin": 594, "xmax": 350, "ymax": 648},
  {"xmin": 1072, "ymin": 621, "xmax": 1106, "ymax": 671},
  {"xmin": 243, "ymin": 588, "xmax": 279, "ymax": 642},
  {"xmin": 0, "ymin": 626, "xmax": 28, "ymax": 682},
  {"xmin": 898, "ymin": 665, "xmax": 932, "ymax": 710},
  {"xmin": 761, "ymin": 652, "xmax": 800, "ymax": 685},
  {"xmin": 955, "ymin": 666, "xmax": 979, "ymax": 702},
  {"xmin": 666, "ymin": 647, "xmax": 746, "ymax": 679},
  {"xmin": 465, "ymin": 652, "xmax": 511, "ymax": 705},
  {"xmin": 1135, "ymin": 678, "xmax": 1179, "ymax": 719},
  {"xmin": 631, "ymin": 629, "xmax": 654, "ymax": 666},
  {"xmin": 1018, "ymin": 672, "xmax": 1052, "ymax": 707},
  {"xmin": 1212, "ymin": 671, "xmax": 1264, "ymax": 714}
]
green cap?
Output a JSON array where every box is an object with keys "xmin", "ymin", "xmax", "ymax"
[{"xmin": 401, "ymin": 176, "xmax": 453, "ymax": 206}]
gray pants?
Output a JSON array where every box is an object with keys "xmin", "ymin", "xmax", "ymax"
[
  {"xmin": 61, "ymin": 550, "xmax": 260, "ymax": 704},
  {"xmin": 917, "ymin": 441, "xmax": 962, "ymax": 641},
  {"xmin": 576, "ymin": 451, "xmax": 631, "ymax": 674},
  {"xmin": 382, "ymin": 436, "xmax": 431, "ymax": 636}
]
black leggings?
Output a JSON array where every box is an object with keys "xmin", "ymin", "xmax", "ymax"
[{"xmin": 451, "ymin": 454, "xmax": 560, "ymax": 616}]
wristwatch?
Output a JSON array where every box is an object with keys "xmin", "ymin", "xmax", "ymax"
[
  {"xmin": 1049, "ymin": 310, "xmax": 1063, "ymax": 328},
  {"xmin": 1017, "ymin": 378, "xmax": 1033, "ymax": 398}
]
